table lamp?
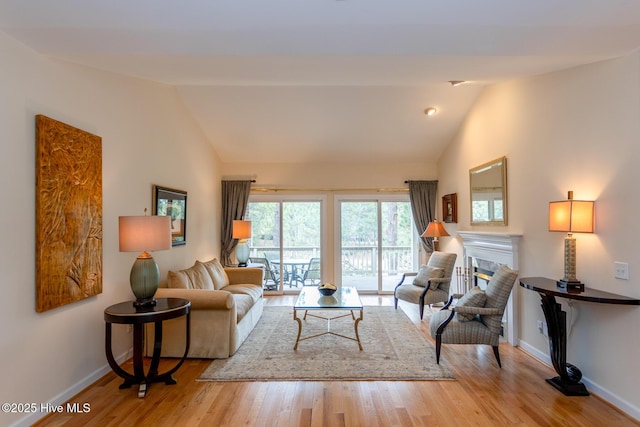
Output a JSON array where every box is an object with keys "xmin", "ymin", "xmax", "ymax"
[
  {"xmin": 233, "ymin": 220, "xmax": 252, "ymax": 267},
  {"xmin": 422, "ymin": 219, "xmax": 450, "ymax": 252},
  {"xmin": 549, "ymin": 191, "xmax": 594, "ymax": 292},
  {"xmin": 119, "ymin": 215, "xmax": 171, "ymax": 306}
]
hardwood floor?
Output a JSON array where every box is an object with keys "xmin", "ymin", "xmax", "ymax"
[{"xmin": 35, "ymin": 295, "xmax": 638, "ymax": 426}]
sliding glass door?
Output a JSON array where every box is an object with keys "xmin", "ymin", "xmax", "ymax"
[
  {"xmin": 246, "ymin": 197, "xmax": 323, "ymax": 293},
  {"xmin": 337, "ymin": 197, "xmax": 416, "ymax": 293}
]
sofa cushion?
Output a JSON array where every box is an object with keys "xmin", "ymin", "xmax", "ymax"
[
  {"xmin": 233, "ymin": 294, "xmax": 254, "ymax": 323},
  {"xmin": 223, "ymin": 284, "xmax": 263, "ymax": 304},
  {"xmin": 167, "ymin": 262, "xmax": 214, "ymax": 290},
  {"xmin": 413, "ymin": 265, "xmax": 444, "ymax": 288},
  {"xmin": 455, "ymin": 286, "xmax": 487, "ymax": 321},
  {"xmin": 199, "ymin": 258, "xmax": 230, "ymax": 290}
]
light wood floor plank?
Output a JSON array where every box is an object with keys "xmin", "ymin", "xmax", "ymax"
[{"xmin": 33, "ymin": 296, "xmax": 639, "ymax": 426}]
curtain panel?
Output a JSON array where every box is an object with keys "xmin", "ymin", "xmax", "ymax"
[
  {"xmin": 220, "ymin": 180, "xmax": 252, "ymax": 266},
  {"xmin": 408, "ymin": 180, "xmax": 438, "ymax": 253}
]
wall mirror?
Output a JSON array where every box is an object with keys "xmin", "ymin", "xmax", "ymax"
[{"xmin": 470, "ymin": 156, "xmax": 508, "ymax": 225}]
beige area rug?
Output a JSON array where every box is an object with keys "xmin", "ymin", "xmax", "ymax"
[{"xmin": 198, "ymin": 306, "xmax": 455, "ymax": 381}]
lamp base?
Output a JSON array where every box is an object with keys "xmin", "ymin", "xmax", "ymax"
[
  {"xmin": 130, "ymin": 255, "xmax": 160, "ymax": 306},
  {"xmin": 236, "ymin": 239, "xmax": 250, "ymax": 267},
  {"xmin": 133, "ymin": 297, "xmax": 157, "ymax": 308},
  {"xmin": 556, "ymin": 279, "xmax": 584, "ymax": 293}
]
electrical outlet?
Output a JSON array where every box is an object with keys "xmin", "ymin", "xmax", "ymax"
[
  {"xmin": 127, "ymin": 325, "xmax": 133, "ymax": 333},
  {"xmin": 614, "ymin": 262, "xmax": 629, "ymax": 280},
  {"xmin": 537, "ymin": 320, "xmax": 548, "ymax": 337}
]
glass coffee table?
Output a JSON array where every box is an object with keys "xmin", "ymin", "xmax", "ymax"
[{"xmin": 293, "ymin": 286, "xmax": 363, "ymax": 350}]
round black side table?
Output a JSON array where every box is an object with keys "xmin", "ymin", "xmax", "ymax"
[{"xmin": 104, "ymin": 297, "xmax": 191, "ymax": 398}]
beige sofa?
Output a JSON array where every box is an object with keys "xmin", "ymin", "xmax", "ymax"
[{"xmin": 145, "ymin": 259, "xmax": 264, "ymax": 359}]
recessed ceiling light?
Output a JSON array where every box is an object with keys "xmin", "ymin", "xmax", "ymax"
[
  {"xmin": 448, "ymin": 80, "xmax": 465, "ymax": 87},
  {"xmin": 424, "ymin": 107, "xmax": 437, "ymax": 116}
]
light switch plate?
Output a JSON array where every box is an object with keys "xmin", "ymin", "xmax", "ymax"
[{"xmin": 614, "ymin": 262, "xmax": 629, "ymax": 280}]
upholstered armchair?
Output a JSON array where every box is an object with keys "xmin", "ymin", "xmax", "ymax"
[
  {"xmin": 394, "ymin": 251, "xmax": 457, "ymax": 319},
  {"xmin": 429, "ymin": 265, "xmax": 518, "ymax": 367}
]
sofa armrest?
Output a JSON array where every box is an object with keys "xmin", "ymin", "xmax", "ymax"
[
  {"xmin": 155, "ymin": 288, "xmax": 234, "ymax": 310},
  {"xmin": 225, "ymin": 267, "xmax": 263, "ymax": 286}
]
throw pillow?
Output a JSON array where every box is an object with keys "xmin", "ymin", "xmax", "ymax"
[
  {"xmin": 413, "ymin": 264, "xmax": 444, "ymax": 288},
  {"xmin": 199, "ymin": 258, "xmax": 230, "ymax": 290},
  {"xmin": 455, "ymin": 286, "xmax": 487, "ymax": 321},
  {"xmin": 167, "ymin": 262, "xmax": 215, "ymax": 290}
]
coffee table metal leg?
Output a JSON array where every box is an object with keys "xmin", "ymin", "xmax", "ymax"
[
  {"xmin": 293, "ymin": 308, "xmax": 303, "ymax": 350},
  {"xmin": 294, "ymin": 310, "xmax": 364, "ymax": 351},
  {"xmin": 353, "ymin": 309, "xmax": 363, "ymax": 351}
]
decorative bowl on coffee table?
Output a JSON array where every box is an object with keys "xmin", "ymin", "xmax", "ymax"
[
  {"xmin": 318, "ymin": 287, "xmax": 336, "ymax": 296},
  {"xmin": 318, "ymin": 283, "xmax": 337, "ymax": 296}
]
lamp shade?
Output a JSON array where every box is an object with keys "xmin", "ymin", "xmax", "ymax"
[
  {"xmin": 549, "ymin": 200, "xmax": 594, "ymax": 233},
  {"xmin": 119, "ymin": 215, "xmax": 172, "ymax": 252},
  {"xmin": 232, "ymin": 220, "xmax": 252, "ymax": 239},
  {"xmin": 421, "ymin": 221, "xmax": 450, "ymax": 238},
  {"xmin": 548, "ymin": 192, "xmax": 595, "ymax": 292}
]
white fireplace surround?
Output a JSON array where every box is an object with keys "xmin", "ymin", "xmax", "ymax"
[{"xmin": 457, "ymin": 231, "xmax": 522, "ymax": 346}]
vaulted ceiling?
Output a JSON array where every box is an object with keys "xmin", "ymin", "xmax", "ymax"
[{"xmin": 1, "ymin": 1, "xmax": 639, "ymax": 164}]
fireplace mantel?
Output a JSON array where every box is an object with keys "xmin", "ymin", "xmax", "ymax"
[
  {"xmin": 457, "ymin": 231, "xmax": 522, "ymax": 346},
  {"xmin": 458, "ymin": 232, "xmax": 522, "ymax": 268}
]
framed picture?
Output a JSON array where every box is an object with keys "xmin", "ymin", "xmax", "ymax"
[
  {"xmin": 153, "ymin": 185, "xmax": 187, "ymax": 246},
  {"xmin": 442, "ymin": 193, "xmax": 457, "ymax": 223}
]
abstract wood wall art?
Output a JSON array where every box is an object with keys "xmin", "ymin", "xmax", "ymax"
[{"xmin": 36, "ymin": 115, "xmax": 103, "ymax": 312}]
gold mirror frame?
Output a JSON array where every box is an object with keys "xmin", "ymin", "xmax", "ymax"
[{"xmin": 469, "ymin": 156, "xmax": 508, "ymax": 225}]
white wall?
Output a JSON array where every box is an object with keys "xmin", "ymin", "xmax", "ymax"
[
  {"xmin": 0, "ymin": 32, "xmax": 221, "ymax": 426},
  {"xmin": 222, "ymin": 161, "xmax": 436, "ymax": 190},
  {"xmin": 437, "ymin": 52, "xmax": 640, "ymax": 418}
]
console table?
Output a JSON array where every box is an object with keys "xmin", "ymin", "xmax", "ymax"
[
  {"xmin": 104, "ymin": 298, "xmax": 191, "ymax": 398},
  {"xmin": 519, "ymin": 277, "xmax": 639, "ymax": 396}
]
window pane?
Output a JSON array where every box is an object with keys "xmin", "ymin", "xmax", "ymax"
[
  {"xmin": 282, "ymin": 202, "xmax": 321, "ymax": 261},
  {"xmin": 381, "ymin": 201, "xmax": 413, "ymax": 292},
  {"xmin": 245, "ymin": 202, "xmax": 281, "ymax": 291},
  {"xmin": 282, "ymin": 202, "xmax": 321, "ymax": 288},
  {"xmin": 340, "ymin": 201, "xmax": 378, "ymax": 292},
  {"xmin": 247, "ymin": 200, "xmax": 322, "ymax": 291},
  {"xmin": 246, "ymin": 202, "xmax": 280, "ymax": 260}
]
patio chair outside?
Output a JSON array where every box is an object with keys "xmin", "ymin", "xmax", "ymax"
[
  {"xmin": 302, "ymin": 257, "xmax": 321, "ymax": 285},
  {"xmin": 250, "ymin": 257, "xmax": 280, "ymax": 291}
]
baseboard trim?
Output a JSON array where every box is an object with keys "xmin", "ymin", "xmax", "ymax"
[
  {"xmin": 518, "ymin": 340, "xmax": 551, "ymax": 365},
  {"xmin": 518, "ymin": 340, "xmax": 639, "ymax": 422},
  {"xmin": 11, "ymin": 350, "xmax": 130, "ymax": 427},
  {"xmin": 580, "ymin": 376, "xmax": 640, "ymax": 421}
]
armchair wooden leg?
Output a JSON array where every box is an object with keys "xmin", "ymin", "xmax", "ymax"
[
  {"xmin": 394, "ymin": 296, "xmax": 398, "ymax": 310},
  {"xmin": 419, "ymin": 304, "xmax": 424, "ymax": 320},
  {"xmin": 434, "ymin": 310, "xmax": 454, "ymax": 365},
  {"xmin": 492, "ymin": 345, "xmax": 502, "ymax": 368}
]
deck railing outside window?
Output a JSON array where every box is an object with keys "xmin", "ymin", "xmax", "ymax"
[{"xmin": 250, "ymin": 245, "xmax": 412, "ymax": 276}]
